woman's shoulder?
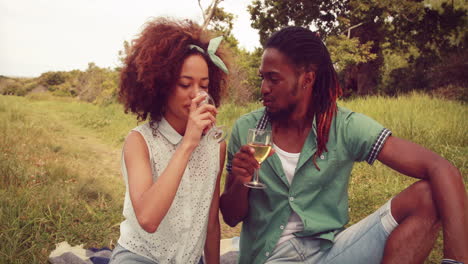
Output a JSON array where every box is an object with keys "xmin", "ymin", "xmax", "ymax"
[
  {"xmin": 129, "ymin": 122, "xmax": 156, "ymax": 141},
  {"xmin": 131, "ymin": 122, "xmax": 152, "ymax": 134},
  {"xmin": 123, "ymin": 122, "xmax": 153, "ymax": 150}
]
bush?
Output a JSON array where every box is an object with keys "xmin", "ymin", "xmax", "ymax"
[
  {"xmin": 431, "ymin": 84, "xmax": 468, "ymax": 102},
  {"xmin": 2, "ymin": 83, "xmax": 28, "ymax": 96},
  {"xmin": 40, "ymin": 72, "xmax": 67, "ymax": 86}
]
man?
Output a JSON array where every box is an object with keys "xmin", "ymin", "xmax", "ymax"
[{"xmin": 219, "ymin": 26, "xmax": 467, "ymax": 264}]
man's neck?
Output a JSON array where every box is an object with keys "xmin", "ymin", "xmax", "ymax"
[
  {"xmin": 271, "ymin": 113, "xmax": 313, "ymax": 153},
  {"xmin": 272, "ymin": 115, "xmax": 312, "ymax": 132}
]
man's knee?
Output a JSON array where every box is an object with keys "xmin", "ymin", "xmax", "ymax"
[
  {"xmin": 392, "ymin": 180, "xmax": 440, "ymax": 223},
  {"xmin": 411, "ymin": 180, "xmax": 435, "ymax": 209}
]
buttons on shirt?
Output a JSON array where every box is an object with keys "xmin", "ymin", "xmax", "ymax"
[
  {"xmin": 265, "ymin": 251, "xmax": 270, "ymax": 257},
  {"xmin": 320, "ymin": 154, "xmax": 325, "ymax": 160},
  {"xmin": 280, "ymin": 225, "xmax": 284, "ymax": 230},
  {"xmin": 289, "ymin": 196, "xmax": 294, "ymax": 202}
]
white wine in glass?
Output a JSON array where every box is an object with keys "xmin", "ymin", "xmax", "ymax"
[
  {"xmin": 249, "ymin": 143, "xmax": 272, "ymax": 164},
  {"xmin": 244, "ymin": 128, "xmax": 272, "ymax": 189},
  {"xmin": 197, "ymin": 91, "xmax": 228, "ymax": 143}
]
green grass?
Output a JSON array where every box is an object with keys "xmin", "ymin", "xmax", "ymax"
[
  {"xmin": 0, "ymin": 95, "xmax": 126, "ymax": 263},
  {"xmin": 0, "ymin": 92, "xmax": 466, "ymax": 263}
]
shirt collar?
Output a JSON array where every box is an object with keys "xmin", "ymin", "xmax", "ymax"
[
  {"xmin": 257, "ymin": 108, "xmax": 317, "ymax": 135},
  {"xmin": 312, "ymin": 116, "xmax": 317, "ymax": 136},
  {"xmin": 157, "ymin": 117, "xmax": 183, "ymax": 145}
]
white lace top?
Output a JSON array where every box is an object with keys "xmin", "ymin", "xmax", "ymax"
[{"xmin": 117, "ymin": 118, "xmax": 220, "ymax": 264}]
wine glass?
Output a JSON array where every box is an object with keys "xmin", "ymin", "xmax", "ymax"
[
  {"xmin": 244, "ymin": 128, "xmax": 272, "ymax": 189},
  {"xmin": 197, "ymin": 91, "xmax": 228, "ymax": 143}
]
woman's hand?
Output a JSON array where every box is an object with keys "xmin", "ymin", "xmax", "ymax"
[{"xmin": 182, "ymin": 93, "xmax": 217, "ymax": 148}]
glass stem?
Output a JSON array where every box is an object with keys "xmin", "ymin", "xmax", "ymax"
[{"xmin": 253, "ymin": 163, "xmax": 260, "ymax": 182}]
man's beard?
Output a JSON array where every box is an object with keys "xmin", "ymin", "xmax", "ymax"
[{"xmin": 266, "ymin": 102, "xmax": 296, "ymax": 122}]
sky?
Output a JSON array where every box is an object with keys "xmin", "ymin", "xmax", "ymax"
[{"xmin": 0, "ymin": 0, "xmax": 261, "ymax": 77}]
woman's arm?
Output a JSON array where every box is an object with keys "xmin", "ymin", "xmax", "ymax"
[{"xmin": 204, "ymin": 141, "xmax": 226, "ymax": 264}]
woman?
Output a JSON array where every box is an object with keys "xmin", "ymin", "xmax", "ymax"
[{"xmin": 111, "ymin": 17, "xmax": 230, "ymax": 264}]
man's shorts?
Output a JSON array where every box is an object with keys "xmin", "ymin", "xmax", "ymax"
[{"xmin": 266, "ymin": 199, "xmax": 398, "ymax": 264}]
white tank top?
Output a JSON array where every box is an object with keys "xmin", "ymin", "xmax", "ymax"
[{"xmin": 117, "ymin": 118, "xmax": 220, "ymax": 264}]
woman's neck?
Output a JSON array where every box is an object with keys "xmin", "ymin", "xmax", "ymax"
[{"xmin": 163, "ymin": 113, "xmax": 187, "ymax": 135}]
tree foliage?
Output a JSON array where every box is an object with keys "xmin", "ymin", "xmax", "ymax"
[
  {"xmin": 40, "ymin": 71, "xmax": 67, "ymax": 86},
  {"xmin": 247, "ymin": 0, "xmax": 467, "ymax": 96},
  {"xmin": 326, "ymin": 35, "xmax": 377, "ymax": 72},
  {"xmin": 248, "ymin": 0, "xmax": 347, "ymax": 45}
]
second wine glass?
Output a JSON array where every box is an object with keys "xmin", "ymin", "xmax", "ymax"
[
  {"xmin": 244, "ymin": 128, "xmax": 272, "ymax": 189},
  {"xmin": 197, "ymin": 91, "xmax": 228, "ymax": 143}
]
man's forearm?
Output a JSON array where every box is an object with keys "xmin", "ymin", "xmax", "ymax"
[
  {"xmin": 430, "ymin": 162, "xmax": 468, "ymax": 262},
  {"xmin": 220, "ymin": 175, "xmax": 250, "ymax": 227},
  {"xmin": 204, "ymin": 221, "xmax": 220, "ymax": 264}
]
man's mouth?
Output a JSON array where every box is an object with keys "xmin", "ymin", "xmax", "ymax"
[{"xmin": 262, "ymin": 98, "xmax": 273, "ymax": 107}]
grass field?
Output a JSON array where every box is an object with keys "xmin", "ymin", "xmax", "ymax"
[{"xmin": 0, "ymin": 92, "xmax": 466, "ymax": 263}]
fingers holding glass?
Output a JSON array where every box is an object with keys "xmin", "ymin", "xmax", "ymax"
[{"xmin": 196, "ymin": 91, "xmax": 228, "ymax": 143}]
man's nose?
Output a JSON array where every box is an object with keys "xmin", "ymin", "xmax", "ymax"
[{"xmin": 260, "ymin": 80, "xmax": 270, "ymax": 95}]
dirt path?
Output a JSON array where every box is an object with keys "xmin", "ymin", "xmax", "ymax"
[{"xmin": 31, "ymin": 104, "xmax": 122, "ymax": 182}]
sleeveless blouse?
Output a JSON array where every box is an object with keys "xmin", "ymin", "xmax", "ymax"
[{"xmin": 117, "ymin": 118, "xmax": 220, "ymax": 264}]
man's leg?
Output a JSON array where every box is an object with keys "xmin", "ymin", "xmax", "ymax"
[{"xmin": 382, "ymin": 180, "xmax": 441, "ymax": 264}]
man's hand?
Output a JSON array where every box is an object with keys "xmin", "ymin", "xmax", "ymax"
[
  {"xmin": 220, "ymin": 144, "xmax": 275, "ymax": 227},
  {"xmin": 231, "ymin": 145, "xmax": 275, "ymax": 184}
]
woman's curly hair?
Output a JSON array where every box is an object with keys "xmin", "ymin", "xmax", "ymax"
[{"xmin": 119, "ymin": 17, "xmax": 230, "ymax": 122}]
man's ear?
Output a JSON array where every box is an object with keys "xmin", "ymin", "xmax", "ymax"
[{"xmin": 304, "ymin": 71, "xmax": 316, "ymax": 89}]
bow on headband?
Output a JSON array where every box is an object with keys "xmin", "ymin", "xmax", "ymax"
[{"xmin": 188, "ymin": 36, "xmax": 229, "ymax": 74}]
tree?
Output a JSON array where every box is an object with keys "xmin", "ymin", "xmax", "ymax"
[
  {"xmin": 198, "ymin": 0, "xmax": 261, "ymax": 103},
  {"xmin": 198, "ymin": 0, "xmax": 239, "ymax": 49},
  {"xmin": 199, "ymin": 0, "xmax": 223, "ymax": 31},
  {"xmin": 116, "ymin": 40, "xmax": 130, "ymax": 71},
  {"xmin": 248, "ymin": 0, "xmax": 388, "ymax": 95},
  {"xmin": 248, "ymin": 0, "xmax": 347, "ymax": 46},
  {"xmin": 39, "ymin": 71, "xmax": 67, "ymax": 86},
  {"xmin": 381, "ymin": 3, "xmax": 468, "ymax": 95},
  {"xmin": 247, "ymin": 0, "xmax": 468, "ymax": 95}
]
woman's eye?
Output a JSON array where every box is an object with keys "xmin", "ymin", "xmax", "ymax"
[{"xmin": 179, "ymin": 84, "xmax": 190, "ymax": 88}]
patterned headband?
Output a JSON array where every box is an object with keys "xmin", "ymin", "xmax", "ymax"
[{"xmin": 188, "ymin": 36, "xmax": 229, "ymax": 74}]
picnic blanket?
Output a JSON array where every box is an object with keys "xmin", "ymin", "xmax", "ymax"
[
  {"xmin": 49, "ymin": 238, "xmax": 239, "ymax": 264},
  {"xmin": 48, "ymin": 241, "xmax": 112, "ymax": 264}
]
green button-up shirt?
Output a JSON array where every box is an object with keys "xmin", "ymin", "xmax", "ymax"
[{"xmin": 227, "ymin": 106, "xmax": 386, "ymax": 264}]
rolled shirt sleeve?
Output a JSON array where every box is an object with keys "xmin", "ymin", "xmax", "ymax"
[{"xmin": 342, "ymin": 111, "xmax": 392, "ymax": 164}]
